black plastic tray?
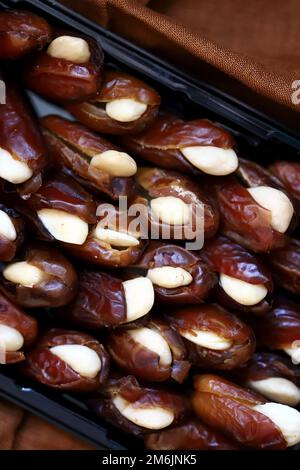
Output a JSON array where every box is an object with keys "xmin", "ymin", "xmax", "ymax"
[{"xmin": 0, "ymin": 0, "xmax": 299, "ymax": 451}]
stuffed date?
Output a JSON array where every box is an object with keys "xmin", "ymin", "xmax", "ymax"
[
  {"xmin": 66, "ymin": 70, "xmax": 160, "ymax": 134},
  {"xmin": 165, "ymin": 304, "xmax": 255, "ymax": 370},
  {"xmin": 23, "ymin": 328, "xmax": 109, "ymax": 392},
  {"xmin": 0, "ymin": 70, "xmax": 46, "ymax": 184},
  {"xmin": 41, "ymin": 115, "xmax": 137, "ymax": 199},
  {"xmin": 23, "ymin": 31, "xmax": 104, "ymax": 102},
  {"xmin": 192, "ymin": 374, "xmax": 300, "ymax": 449},
  {"xmin": 106, "ymin": 317, "xmax": 191, "ymax": 383},
  {"xmin": 0, "ymin": 203, "xmax": 25, "ymax": 262},
  {"xmin": 60, "ymin": 270, "xmax": 155, "ymax": 328},
  {"xmin": 121, "ymin": 114, "xmax": 238, "ymax": 176},
  {"xmin": 202, "ymin": 235, "xmax": 273, "ymax": 314},
  {"xmin": 0, "ymin": 10, "xmax": 52, "ymax": 60},
  {"xmin": 89, "ymin": 374, "xmax": 188, "ymax": 436},
  {"xmin": 0, "ymin": 292, "xmax": 37, "ymax": 364},
  {"xmin": 0, "ymin": 243, "xmax": 78, "ymax": 308},
  {"xmin": 130, "ymin": 241, "xmax": 216, "ymax": 304}
]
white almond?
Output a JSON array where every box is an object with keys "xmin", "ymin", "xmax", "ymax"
[
  {"xmin": 129, "ymin": 328, "xmax": 172, "ymax": 366},
  {"xmin": 253, "ymin": 402, "xmax": 300, "ymax": 447},
  {"xmin": 94, "ymin": 225, "xmax": 139, "ymax": 247},
  {"xmin": 0, "ymin": 147, "xmax": 33, "ymax": 184},
  {"xmin": 50, "ymin": 345, "xmax": 101, "ymax": 379},
  {"xmin": 113, "ymin": 395, "xmax": 174, "ymax": 430},
  {"xmin": 47, "ymin": 36, "xmax": 91, "ymax": 63},
  {"xmin": 247, "ymin": 186, "xmax": 294, "ymax": 233},
  {"xmin": 181, "ymin": 146, "xmax": 238, "ymax": 175},
  {"xmin": 123, "ymin": 277, "xmax": 155, "ymax": 322},
  {"xmin": 3, "ymin": 261, "xmax": 47, "ymax": 287},
  {"xmin": 248, "ymin": 378, "xmax": 300, "ymax": 407},
  {"xmin": 219, "ymin": 273, "xmax": 268, "ymax": 306},
  {"xmin": 150, "ymin": 196, "xmax": 191, "ymax": 226},
  {"xmin": 90, "ymin": 150, "xmax": 137, "ymax": 177},
  {"xmin": 37, "ymin": 209, "xmax": 89, "ymax": 245},
  {"xmin": 0, "ymin": 210, "xmax": 17, "ymax": 241},
  {"xmin": 106, "ymin": 99, "xmax": 147, "ymax": 122},
  {"xmin": 284, "ymin": 345, "xmax": 300, "ymax": 365},
  {"xmin": 147, "ymin": 266, "xmax": 193, "ymax": 288},
  {"xmin": 180, "ymin": 329, "xmax": 232, "ymax": 350},
  {"xmin": 0, "ymin": 325, "xmax": 24, "ymax": 352}
]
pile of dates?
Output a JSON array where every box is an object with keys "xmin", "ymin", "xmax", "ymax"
[{"xmin": 0, "ymin": 8, "xmax": 300, "ymax": 451}]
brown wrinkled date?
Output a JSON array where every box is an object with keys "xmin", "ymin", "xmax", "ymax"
[
  {"xmin": 234, "ymin": 352, "xmax": 300, "ymax": 406},
  {"xmin": 130, "ymin": 241, "xmax": 216, "ymax": 304},
  {"xmin": 0, "ymin": 292, "xmax": 37, "ymax": 364},
  {"xmin": 1, "ymin": 172, "xmax": 97, "ymax": 246},
  {"xmin": 40, "ymin": 115, "xmax": 137, "ymax": 199},
  {"xmin": 144, "ymin": 418, "xmax": 238, "ymax": 450},
  {"xmin": 201, "ymin": 235, "xmax": 273, "ymax": 314},
  {"xmin": 23, "ymin": 31, "xmax": 104, "ymax": 102},
  {"xmin": 136, "ymin": 167, "xmax": 219, "ymax": 241},
  {"xmin": 106, "ymin": 316, "xmax": 191, "ymax": 383},
  {"xmin": 66, "ymin": 70, "xmax": 161, "ymax": 134},
  {"xmin": 120, "ymin": 114, "xmax": 239, "ymax": 176},
  {"xmin": 252, "ymin": 298, "xmax": 300, "ymax": 366},
  {"xmin": 0, "ymin": 10, "xmax": 53, "ymax": 60},
  {"xmin": 66, "ymin": 196, "xmax": 147, "ymax": 268},
  {"xmin": 23, "ymin": 328, "xmax": 109, "ymax": 392},
  {"xmin": 60, "ymin": 270, "xmax": 154, "ymax": 328},
  {"xmin": 0, "ymin": 243, "xmax": 78, "ymax": 308},
  {"xmin": 0, "ymin": 70, "xmax": 46, "ymax": 185},
  {"xmin": 0, "ymin": 203, "xmax": 25, "ymax": 262},
  {"xmin": 266, "ymin": 238, "xmax": 300, "ymax": 294},
  {"xmin": 192, "ymin": 374, "xmax": 296, "ymax": 449},
  {"xmin": 165, "ymin": 304, "xmax": 255, "ymax": 370},
  {"xmin": 212, "ymin": 176, "xmax": 292, "ymax": 253},
  {"xmin": 270, "ymin": 161, "xmax": 300, "ymax": 216},
  {"xmin": 89, "ymin": 374, "xmax": 188, "ymax": 435}
]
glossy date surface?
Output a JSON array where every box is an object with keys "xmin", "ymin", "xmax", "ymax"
[
  {"xmin": 23, "ymin": 31, "xmax": 104, "ymax": 102},
  {"xmin": 0, "ymin": 10, "xmax": 52, "ymax": 60},
  {"xmin": 23, "ymin": 328, "xmax": 109, "ymax": 392},
  {"xmin": 165, "ymin": 304, "xmax": 255, "ymax": 370},
  {"xmin": 0, "ymin": 292, "xmax": 38, "ymax": 364},
  {"xmin": 0, "ymin": 243, "xmax": 78, "ymax": 308},
  {"xmin": 192, "ymin": 374, "xmax": 286, "ymax": 449},
  {"xmin": 66, "ymin": 70, "xmax": 160, "ymax": 134},
  {"xmin": 107, "ymin": 316, "xmax": 191, "ymax": 383}
]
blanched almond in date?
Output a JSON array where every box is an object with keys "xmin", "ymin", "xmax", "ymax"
[
  {"xmin": 94, "ymin": 225, "xmax": 139, "ymax": 247},
  {"xmin": 123, "ymin": 277, "xmax": 155, "ymax": 322},
  {"xmin": 150, "ymin": 196, "xmax": 190, "ymax": 226},
  {"xmin": 284, "ymin": 345, "xmax": 300, "ymax": 365},
  {"xmin": 129, "ymin": 328, "xmax": 172, "ymax": 366},
  {"xmin": 0, "ymin": 324, "xmax": 24, "ymax": 352},
  {"xmin": 47, "ymin": 36, "xmax": 91, "ymax": 63},
  {"xmin": 113, "ymin": 395, "xmax": 174, "ymax": 429},
  {"xmin": 106, "ymin": 99, "xmax": 147, "ymax": 122},
  {"xmin": 50, "ymin": 344, "xmax": 101, "ymax": 378},
  {"xmin": 248, "ymin": 378, "xmax": 300, "ymax": 407},
  {"xmin": 0, "ymin": 210, "xmax": 17, "ymax": 241},
  {"xmin": 90, "ymin": 150, "xmax": 137, "ymax": 177},
  {"xmin": 247, "ymin": 186, "xmax": 294, "ymax": 233},
  {"xmin": 37, "ymin": 209, "xmax": 89, "ymax": 245},
  {"xmin": 147, "ymin": 266, "xmax": 193, "ymax": 288},
  {"xmin": 3, "ymin": 261, "xmax": 48, "ymax": 287},
  {"xmin": 0, "ymin": 148, "xmax": 33, "ymax": 184},
  {"xmin": 253, "ymin": 402, "xmax": 300, "ymax": 447},
  {"xmin": 219, "ymin": 273, "xmax": 268, "ymax": 306},
  {"xmin": 181, "ymin": 146, "xmax": 238, "ymax": 175},
  {"xmin": 180, "ymin": 329, "xmax": 232, "ymax": 350}
]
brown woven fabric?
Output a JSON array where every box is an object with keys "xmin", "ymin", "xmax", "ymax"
[{"xmin": 60, "ymin": 0, "xmax": 300, "ymax": 128}]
